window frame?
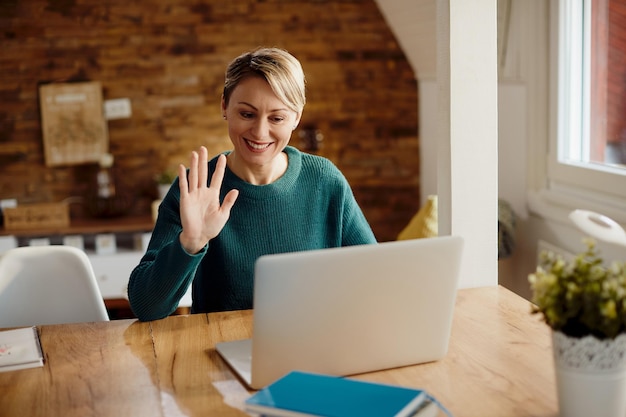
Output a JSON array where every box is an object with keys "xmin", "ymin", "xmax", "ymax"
[{"xmin": 543, "ymin": 0, "xmax": 626, "ymax": 222}]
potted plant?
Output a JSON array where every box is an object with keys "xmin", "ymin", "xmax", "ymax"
[
  {"xmin": 155, "ymin": 169, "xmax": 177, "ymax": 200},
  {"xmin": 529, "ymin": 237, "xmax": 626, "ymax": 417}
]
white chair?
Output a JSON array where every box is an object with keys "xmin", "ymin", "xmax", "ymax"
[{"xmin": 0, "ymin": 245, "xmax": 110, "ymax": 327}]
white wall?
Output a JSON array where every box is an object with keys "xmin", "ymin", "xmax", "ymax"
[
  {"xmin": 377, "ymin": 0, "xmax": 499, "ymax": 288},
  {"xmin": 375, "ymin": 0, "xmax": 437, "ymax": 79},
  {"xmin": 376, "ymin": 0, "xmax": 626, "ymax": 299}
]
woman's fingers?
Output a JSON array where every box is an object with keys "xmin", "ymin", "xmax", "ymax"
[
  {"xmin": 198, "ymin": 146, "xmax": 209, "ymax": 189},
  {"xmin": 187, "ymin": 150, "xmax": 199, "ymax": 192},
  {"xmin": 179, "ymin": 149, "xmax": 236, "ymax": 213},
  {"xmin": 178, "ymin": 163, "xmax": 188, "ymax": 196},
  {"xmin": 210, "ymin": 153, "xmax": 227, "ymax": 190},
  {"xmin": 222, "ymin": 189, "xmax": 239, "ymax": 214}
]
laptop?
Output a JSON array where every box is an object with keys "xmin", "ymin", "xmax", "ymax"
[{"xmin": 216, "ymin": 235, "xmax": 464, "ymax": 390}]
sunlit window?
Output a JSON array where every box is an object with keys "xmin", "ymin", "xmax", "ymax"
[{"xmin": 549, "ymin": 0, "xmax": 626, "ymax": 202}]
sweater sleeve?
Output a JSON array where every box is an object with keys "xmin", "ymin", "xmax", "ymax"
[
  {"xmin": 307, "ymin": 152, "xmax": 377, "ymax": 246},
  {"xmin": 340, "ymin": 184, "xmax": 378, "ymax": 246},
  {"xmin": 317, "ymin": 160, "xmax": 376, "ymax": 246},
  {"xmin": 127, "ymin": 180, "xmax": 204, "ymax": 321}
]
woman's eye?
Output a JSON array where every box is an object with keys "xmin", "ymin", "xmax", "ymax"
[
  {"xmin": 272, "ymin": 117, "xmax": 285, "ymax": 123},
  {"xmin": 240, "ymin": 112, "xmax": 254, "ymax": 119}
]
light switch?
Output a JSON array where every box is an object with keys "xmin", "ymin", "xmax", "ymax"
[{"xmin": 104, "ymin": 98, "xmax": 132, "ymax": 120}]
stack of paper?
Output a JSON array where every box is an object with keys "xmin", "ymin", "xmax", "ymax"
[{"xmin": 0, "ymin": 326, "xmax": 44, "ymax": 372}]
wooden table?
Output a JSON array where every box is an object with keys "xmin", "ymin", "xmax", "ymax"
[{"xmin": 0, "ymin": 286, "xmax": 558, "ymax": 416}]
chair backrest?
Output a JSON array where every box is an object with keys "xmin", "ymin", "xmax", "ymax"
[{"xmin": 0, "ymin": 245, "xmax": 110, "ymax": 327}]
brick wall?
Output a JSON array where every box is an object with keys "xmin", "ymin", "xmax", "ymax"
[
  {"xmin": 607, "ymin": 0, "xmax": 626, "ymax": 146},
  {"xmin": 0, "ymin": 0, "xmax": 419, "ymax": 242}
]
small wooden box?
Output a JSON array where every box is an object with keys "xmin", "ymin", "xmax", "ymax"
[{"xmin": 3, "ymin": 203, "xmax": 70, "ymax": 231}]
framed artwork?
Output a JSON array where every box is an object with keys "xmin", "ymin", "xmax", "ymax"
[{"xmin": 39, "ymin": 81, "xmax": 109, "ymax": 166}]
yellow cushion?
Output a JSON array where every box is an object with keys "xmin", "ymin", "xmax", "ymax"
[{"xmin": 397, "ymin": 195, "xmax": 438, "ymax": 240}]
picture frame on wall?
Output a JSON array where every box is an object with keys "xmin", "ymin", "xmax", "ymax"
[{"xmin": 39, "ymin": 81, "xmax": 109, "ymax": 167}]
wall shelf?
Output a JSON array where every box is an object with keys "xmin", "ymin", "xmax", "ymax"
[{"xmin": 0, "ymin": 214, "xmax": 154, "ymax": 237}]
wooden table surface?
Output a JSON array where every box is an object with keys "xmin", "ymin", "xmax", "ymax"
[{"xmin": 0, "ymin": 286, "xmax": 557, "ymax": 417}]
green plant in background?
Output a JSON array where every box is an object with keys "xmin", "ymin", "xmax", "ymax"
[
  {"xmin": 155, "ymin": 169, "xmax": 177, "ymax": 185},
  {"xmin": 529, "ymin": 238, "xmax": 626, "ymax": 339}
]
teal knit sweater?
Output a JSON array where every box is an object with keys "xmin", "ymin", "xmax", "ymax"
[{"xmin": 128, "ymin": 146, "xmax": 377, "ymax": 321}]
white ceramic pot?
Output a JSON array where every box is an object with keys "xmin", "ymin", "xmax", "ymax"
[
  {"xmin": 552, "ymin": 331, "xmax": 626, "ymax": 417},
  {"xmin": 157, "ymin": 184, "xmax": 170, "ymax": 200}
]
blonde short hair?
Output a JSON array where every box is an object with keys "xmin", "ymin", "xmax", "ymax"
[{"xmin": 223, "ymin": 47, "xmax": 306, "ymax": 114}]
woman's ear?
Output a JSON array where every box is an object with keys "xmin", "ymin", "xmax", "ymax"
[{"xmin": 293, "ymin": 112, "xmax": 302, "ymax": 130}]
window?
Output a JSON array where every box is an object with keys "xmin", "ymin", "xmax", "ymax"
[
  {"xmin": 548, "ymin": 0, "xmax": 626, "ymax": 206},
  {"xmin": 590, "ymin": 0, "xmax": 626, "ymax": 167}
]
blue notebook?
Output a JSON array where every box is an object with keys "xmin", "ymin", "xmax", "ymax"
[{"xmin": 244, "ymin": 371, "xmax": 427, "ymax": 417}]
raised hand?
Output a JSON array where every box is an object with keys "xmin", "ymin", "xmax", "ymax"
[{"xmin": 178, "ymin": 146, "xmax": 239, "ymax": 254}]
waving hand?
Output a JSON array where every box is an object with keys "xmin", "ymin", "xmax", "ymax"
[{"xmin": 178, "ymin": 146, "xmax": 239, "ymax": 254}]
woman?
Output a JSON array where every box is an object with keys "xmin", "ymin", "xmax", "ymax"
[{"xmin": 128, "ymin": 47, "xmax": 377, "ymax": 321}]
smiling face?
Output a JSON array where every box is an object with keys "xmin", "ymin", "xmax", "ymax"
[{"xmin": 222, "ymin": 75, "xmax": 301, "ymax": 184}]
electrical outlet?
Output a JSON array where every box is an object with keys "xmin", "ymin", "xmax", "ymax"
[
  {"xmin": 0, "ymin": 199, "xmax": 17, "ymax": 209},
  {"xmin": 104, "ymin": 98, "xmax": 132, "ymax": 120}
]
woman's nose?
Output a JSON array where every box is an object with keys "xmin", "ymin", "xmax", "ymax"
[{"xmin": 250, "ymin": 118, "xmax": 270, "ymax": 140}]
